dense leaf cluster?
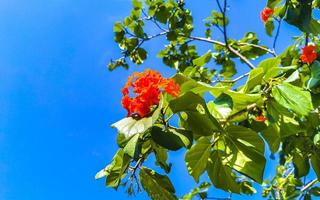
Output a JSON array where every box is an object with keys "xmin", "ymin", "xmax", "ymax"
[{"xmin": 97, "ymin": 0, "xmax": 320, "ymax": 199}]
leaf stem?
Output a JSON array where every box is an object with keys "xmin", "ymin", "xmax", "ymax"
[{"xmin": 273, "ymin": 18, "xmax": 282, "ymax": 52}]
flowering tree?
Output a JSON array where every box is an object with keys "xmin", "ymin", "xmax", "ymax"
[{"xmin": 96, "ymin": 0, "xmax": 320, "ymax": 199}]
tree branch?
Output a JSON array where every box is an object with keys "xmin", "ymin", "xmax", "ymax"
[
  {"xmin": 212, "ymin": 72, "xmax": 249, "ymax": 84},
  {"xmin": 238, "ymin": 42, "xmax": 276, "ymax": 57},
  {"xmin": 215, "ymin": 0, "xmax": 256, "ymax": 69},
  {"xmin": 187, "ymin": 36, "xmax": 255, "ymax": 69},
  {"xmin": 301, "ymin": 178, "xmax": 318, "ymax": 193}
]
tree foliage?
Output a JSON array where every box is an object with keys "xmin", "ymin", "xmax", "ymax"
[{"xmin": 97, "ymin": 0, "xmax": 320, "ymax": 199}]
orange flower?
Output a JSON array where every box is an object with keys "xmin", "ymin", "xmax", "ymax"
[
  {"xmin": 260, "ymin": 7, "xmax": 273, "ymax": 23},
  {"xmin": 301, "ymin": 45, "xmax": 318, "ymax": 64},
  {"xmin": 255, "ymin": 115, "xmax": 268, "ymax": 122},
  {"xmin": 121, "ymin": 69, "xmax": 180, "ymax": 118}
]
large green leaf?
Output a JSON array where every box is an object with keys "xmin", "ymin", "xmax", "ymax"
[
  {"xmin": 261, "ymin": 125, "xmax": 281, "ymax": 153},
  {"xmin": 151, "ymin": 126, "xmax": 193, "ymax": 151},
  {"xmin": 207, "ymin": 150, "xmax": 241, "ymax": 193},
  {"xmin": 242, "ymin": 67, "xmax": 264, "ymax": 93},
  {"xmin": 192, "ymin": 50, "xmax": 212, "ymax": 67},
  {"xmin": 257, "ymin": 57, "xmax": 282, "ymax": 81},
  {"xmin": 284, "ymin": 0, "xmax": 320, "ymax": 34},
  {"xmin": 169, "ymin": 92, "xmax": 221, "ymax": 136},
  {"xmin": 266, "ymin": 99, "xmax": 301, "ymax": 138},
  {"xmin": 112, "ymin": 103, "xmax": 162, "ymax": 138},
  {"xmin": 224, "ymin": 125, "xmax": 266, "ymax": 183},
  {"xmin": 258, "ymin": 57, "xmax": 281, "ymax": 70},
  {"xmin": 185, "ymin": 137, "xmax": 212, "ymax": 182},
  {"xmin": 123, "ymin": 133, "xmax": 140, "ymax": 159},
  {"xmin": 272, "ymin": 82, "xmax": 313, "ymax": 116},
  {"xmin": 152, "ymin": 143, "xmax": 171, "ymax": 173},
  {"xmin": 139, "ymin": 167, "xmax": 177, "ymax": 200},
  {"xmin": 173, "ymin": 73, "xmax": 228, "ymax": 96},
  {"xmin": 95, "ymin": 149, "xmax": 131, "ymax": 189},
  {"xmin": 224, "ymin": 91, "xmax": 263, "ymax": 115},
  {"xmin": 292, "ymin": 151, "xmax": 310, "ymax": 177},
  {"xmin": 207, "ymin": 93, "xmax": 232, "ymax": 119}
]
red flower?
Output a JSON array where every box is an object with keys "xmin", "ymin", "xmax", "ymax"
[
  {"xmin": 121, "ymin": 69, "xmax": 180, "ymax": 118},
  {"xmin": 301, "ymin": 45, "xmax": 318, "ymax": 64},
  {"xmin": 260, "ymin": 7, "xmax": 273, "ymax": 23},
  {"xmin": 255, "ymin": 115, "xmax": 268, "ymax": 122}
]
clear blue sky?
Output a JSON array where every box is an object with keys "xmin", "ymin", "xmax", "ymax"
[{"xmin": 0, "ymin": 0, "xmax": 302, "ymax": 199}]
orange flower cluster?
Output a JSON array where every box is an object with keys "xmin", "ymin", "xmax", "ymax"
[
  {"xmin": 121, "ymin": 69, "xmax": 180, "ymax": 118},
  {"xmin": 260, "ymin": 7, "xmax": 273, "ymax": 22},
  {"xmin": 301, "ymin": 45, "xmax": 318, "ymax": 64},
  {"xmin": 255, "ymin": 115, "xmax": 268, "ymax": 122}
]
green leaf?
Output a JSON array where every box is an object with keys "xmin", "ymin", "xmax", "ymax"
[
  {"xmin": 130, "ymin": 48, "xmax": 147, "ymax": 64},
  {"xmin": 132, "ymin": 0, "xmax": 143, "ymax": 10},
  {"xmin": 154, "ymin": 4, "xmax": 170, "ymax": 24},
  {"xmin": 272, "ymin": 82, "xmax": 313, "ymax": 116},
  {"xmin": 173, "ymin": 73, "xmax": 228, "ymax": 96},
  {"xmin": 139, "ymin": 167, "xmax": 177, "ymax": 200},
  {"xmin": 112, "ymin": 103, "xmax": 162, "ymax": 138},
  {"xmin": 314, "ymin": 133, "xmax": 320, "ymax": 147},
  {"xmin": 224, "ymin": 91, "xmax": 263, "ymax": 115},
  {"xmin": 207, "ymin": 93, "xmax": 232, "ymax": 119},
  {"xmin": 152, "ymin": 143, "xmax": 171, "ymax": 173},
  {"xmin": 192, "ymin": 50, "xmax": 212, "ymax": 67},
  {"xmin": 95, "ymin": 149, "xmax": 131, "ymax": 189},
  {"xmin": 309, "ymin": 187, "xmax": 320, "ymax": 197},
  {"xmin": 284, "ymin": 0, "xmax": 320, "ymax": 34},
  {"xmin": 267, "ymin": 0, "xmax": 283, "ymax": 8},
  {"xmin": 224, "ymin": 125, "xmax": 266, "ymax": 183},
  {"xmin": 311, "ymin": 154, "xmax": 320, "ymax": 179},
  {"xmin": 266, "ymin": 99, "xmax": 301, "ymax": 138},
  {"xmin": 181, "ymin": 182, "xmax": 211, "ymax": 200},
  {"xmin": 261, "ymin": 125, "xmax": 281, "ymax": 153},
  {"xmin": 284, "ymin": 70, "xmax": 300, "ymax": 83},
  {"xmin": 219, "ymin": 58, "xmax": 236, "ymax": 78},
  {"xmin": 242, "ymin": 67, "xmax": 264, "ymax": 93},
  {"xmin": 207, "ymin": 151, "xmax": 241, "ymax": 193},
  {"xmin": 292, "ymin": 151, "xmax": 310, "ymax": 177},
  {"xmin": 113, "ymin": 21, "xmax": 124, "ymax": 33},
  {"xmin": 257, "ymin": 57, "xmax": 281, "ymax": 80},
  {"xmin": 265, "ymin": 20, "xmax": 275, "ymax": 37},
  {"xmin": 307, "ymin": 61, "xmax": 320, "ymax": 89},
  {"xmin": 117, "ymin": 133, "xmax": 132, "ymax": 148},
  {"xmin": 169, "ymin": 92, "xmax": 221, "ymax": 136},
  {"xmin": 185, "ymin": 137, "xmax": 212, "ymax": 182},
  {"xmin": 123, "ymin": 133, "xmax": 140, "ymax": 159},
  {"xmin": 151, "ymin": 126, "xmax": 193, "ymax": 151}
]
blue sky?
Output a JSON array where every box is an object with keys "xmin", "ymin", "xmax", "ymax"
[{"xmin": 0, "ymin": 0, "xmax": 304, "ymax": 199}]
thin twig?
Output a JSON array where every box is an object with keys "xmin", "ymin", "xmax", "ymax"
[
  {"xmin": 187, "ymin": 36, "xmax": 255, "ymax": 69},
  {"xmin": 305, "ymin": 33, "xmax": 309, "ymax": 46},
  {"xmin": 142, "ymin": 9, "xmax": 169, "ymax": 32},
  {"xmin": 215, "ymin": 0, "xmax": 255, "ymax": 69},
  {"xmin": 238, "ymin": 42, "xmax": 276, "ymax": 56},
  {"xmin": 212, "ymin": 72, "xmax": 249, "ymax": 84},
  {"xmin": 273, "ymin": 18, "xmax": 282, "ymax": 52},
  {"xmin": 301, "ymin": 178, "xmax": 319, "ymax": 193},
  {"xmin": 228, "ymin": 46, "xmax": 255, "ymax": 69}
]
